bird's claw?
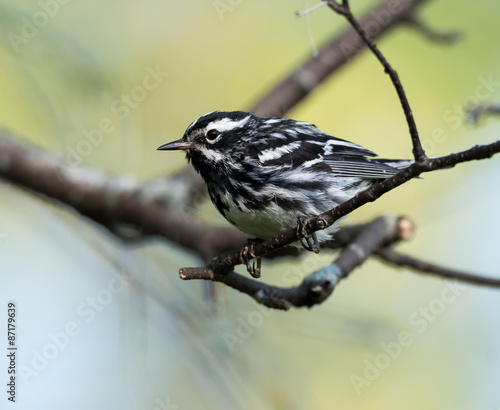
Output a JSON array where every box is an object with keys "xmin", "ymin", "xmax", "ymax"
[
  {"xmin": 241, "ymin": 239, "xmax": 262, "ymax": 278},
  {"xmin": 297, "ymin": 216, "xmax": 320, "ymax": 254}
]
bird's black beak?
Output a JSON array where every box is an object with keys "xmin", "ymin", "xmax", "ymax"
[{"xmin": 157, "ymin": 139, "xmax": 193, "ymax": 151}]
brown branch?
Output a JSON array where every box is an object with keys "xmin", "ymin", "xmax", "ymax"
[
  {"xmin": 325, "ymin": 0, "xmax": 426, "ymax": 162},
  {"xmin": 250, "ymin": 0, "xmax": 429, "ymax": 118},
  {"xmin": 376, "ymin": 248, "xmax": 500, "ymax": 288},
  {"xmin": 142, "ymin": 166, "xmax": 207, "ymax": 210},
  {"xmin": 322, "ymin": 216, "xmax": 415, "ymax": 248},
  {"xmin": 182, "ymin": 214, "xmax": 500, "ymax": 310},
  {"xmin": 0, "ymin": 131, "xmax": 246, "ymax": 261},
  {"xmin": 181, "ymin": 216, "xmax": 410, "ymax": 309}
]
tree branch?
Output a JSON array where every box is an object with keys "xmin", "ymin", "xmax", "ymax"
[
  {"xmin": 180, "ymin": 216, "xmax": 411, "ymax": 309},
  {"xmin": 325, "ymin": 0, "xmax": 426, "ymax": 161},
  {"xmin": 0, "ymin": 131, "xmax": 246, "ymax": 261},
  {"xmin": 376, "ymin": 247, "xmax": 500, "ymax": 288}
]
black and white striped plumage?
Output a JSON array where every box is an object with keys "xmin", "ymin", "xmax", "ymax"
[{"xmin": 158, "ymin": 111, "xmax": 410, "ymax": 243}]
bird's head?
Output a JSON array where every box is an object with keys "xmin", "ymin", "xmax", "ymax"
[{"xmin": 157, "ymin": 111, "xmax": 256, "ymax": 171}]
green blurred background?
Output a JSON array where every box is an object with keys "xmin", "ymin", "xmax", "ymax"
[{"xmin": 0, "ymin": 0, "xmax": 499, "ymax": 409}]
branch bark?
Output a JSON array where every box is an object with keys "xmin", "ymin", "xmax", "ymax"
[
  {"xmin": 325, "ymin": 0, "xmax": 426, "ymax": 161},
  {"xmin": 180, "ymin": 216, "xmax": 411, "ymax": 310},
  {"xmin": 0, "ymin": 132, "xmax": 246, "ymax": 261},
  {"xmin": 376, "ymin": 248, "xmax": 500, "ymax": 287}
]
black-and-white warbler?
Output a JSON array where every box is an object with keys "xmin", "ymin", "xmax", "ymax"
[{"xmin": 158, "ymin": 111, "xmax": 410, "ymax": 276}]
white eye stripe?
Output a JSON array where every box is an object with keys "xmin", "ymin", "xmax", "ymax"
[{"xmin": 208, "ymin": 116, "xmax": 251, "ymax": 133}]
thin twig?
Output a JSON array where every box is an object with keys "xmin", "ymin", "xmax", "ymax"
[
  {"xmin": 325, "ymin": 0, "xmax": 427, "ymax": 162},
  {"xmin": 181, "ymin": 216, "xmax": 410, "ymax": 309},
  {"xmin": 376, "ymin": 248, "xmax": 500, "ymax": 288}
]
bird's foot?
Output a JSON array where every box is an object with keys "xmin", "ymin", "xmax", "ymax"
[
  {"xmin": 241, "ymin": 238, "xmax": 263, "ymax": 278},
  {"xmin": 297, "ymin": 216, "xmax": 320, "ymax": 254}
]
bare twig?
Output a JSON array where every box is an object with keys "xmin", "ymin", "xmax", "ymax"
[
  {"xmin": 322, "ymin": 216, "xmax": 415, "ymax": 249},
  {"xmin": 325, "ymin": 0, "xmax": 426, "ymax": 162},
  {"xmin": 181, "ymin": 216, "xmax": 411, "ymax": 309},
  {"xmin": 376, "ymin": 248, "xmax": 500, "ymax": 288}
]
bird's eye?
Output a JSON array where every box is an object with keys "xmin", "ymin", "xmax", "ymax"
[{"xmin": 206, "ymin": 129, "xmax": 220, "ymax": 142}]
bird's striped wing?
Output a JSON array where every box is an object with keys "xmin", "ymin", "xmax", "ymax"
[
  {"xmin": 253, "ymin": 120, "xmax": 409, "ymax": 179},
  {"xmin": 282, "ymin": 123, "xmax": 405, "ymax": 179}
]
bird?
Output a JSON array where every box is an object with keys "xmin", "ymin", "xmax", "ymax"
[{"xmin": 158, "ymin": 111, "xmax": 411, "ymax": 277}]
